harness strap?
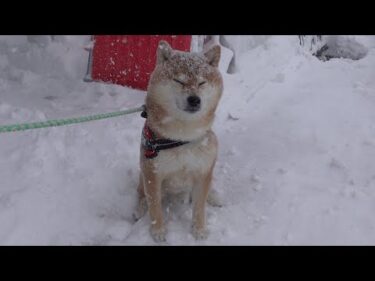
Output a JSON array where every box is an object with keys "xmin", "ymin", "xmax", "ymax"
[{"xmin": 141, "ymin": 121, "xmax": 189, "ymax": 159}]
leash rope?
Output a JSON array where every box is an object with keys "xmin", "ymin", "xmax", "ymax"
[{"xmin": 0, "ymin": 105, "xmax": 145, "ymax": 134}]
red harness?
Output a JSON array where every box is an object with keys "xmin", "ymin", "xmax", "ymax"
[{"xmin": 141, "ymin": 123, "xmax": 190, "ymax": 159}]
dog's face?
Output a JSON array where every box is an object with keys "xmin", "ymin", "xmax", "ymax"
[{"xmin": 148, "ymin": 41, "xmax": 223, "ymax": 121}]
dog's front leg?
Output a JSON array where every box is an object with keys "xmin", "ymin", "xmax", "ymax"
[
  {"xmin": 191, "ymin": 167, "xmax": 214, "ymax": 240},
  {"xmin": 143, "ymin": 170, "xmax": 166, "ymax": 242},
  {"xmin": 133, "ymin": 173, "xmax": 148, "ymax": 221}
]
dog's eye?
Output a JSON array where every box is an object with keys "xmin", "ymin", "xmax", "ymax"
[
  {"xmin": 199, "ymin": 81, "xmax": 207, "ymax": 87},
  {"xmin": 173, "ymin": 79, "xmax": 185, "ymax": 86}
]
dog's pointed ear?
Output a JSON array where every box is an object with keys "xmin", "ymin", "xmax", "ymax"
[
  {"xmin": 157, "ymin": 40, "xmax": 172, "ymax": 64},
  {"xmin": 204, "ymin": 45, "xmax": 221, "ymax": 67}
]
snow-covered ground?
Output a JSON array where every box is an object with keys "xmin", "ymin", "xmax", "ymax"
[{"xmin": 0, "ymin": 35, "xmax": 375, "ymax": 245}]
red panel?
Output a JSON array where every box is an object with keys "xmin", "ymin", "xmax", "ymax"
[{"xmin": 91, "ymin": 35, "xmax": 192, "ymax": 91}]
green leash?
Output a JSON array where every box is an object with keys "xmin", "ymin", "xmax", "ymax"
[{"xmin": 0, "ymin": 105, "xmax": 145, "ymax": 134}]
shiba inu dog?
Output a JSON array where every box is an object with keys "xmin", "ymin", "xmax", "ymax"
[{"xmin": 133, "ymin": 40, "xmax": 223, "ymax": 242}]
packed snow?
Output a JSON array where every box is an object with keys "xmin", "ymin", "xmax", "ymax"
[{"xmin": 0, "ymin": 35, "xmax": 375, "ymax": 245}]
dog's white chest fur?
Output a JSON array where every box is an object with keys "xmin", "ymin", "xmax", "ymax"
[{"xmin": 152, "ymin": 132, "xmax": 217, "ymax": 193}]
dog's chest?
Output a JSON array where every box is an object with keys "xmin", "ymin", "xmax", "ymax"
[{"xmin": 153, "ymin": 134, "xmax": 216, "ymax": 176}]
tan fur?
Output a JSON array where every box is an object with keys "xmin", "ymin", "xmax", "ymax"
[{"xmin": 134, "ymin": 40, "xmax": 223, "ymax": 242}]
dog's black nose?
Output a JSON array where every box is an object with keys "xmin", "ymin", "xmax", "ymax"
[{"xmin": 187, "ymin": 96, "xmax": 201, "ymax": 107}]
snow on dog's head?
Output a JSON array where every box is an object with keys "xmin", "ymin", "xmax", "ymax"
[{"xmin": 147, "ymin": 40, "xmax": 223, "ymax": 123}]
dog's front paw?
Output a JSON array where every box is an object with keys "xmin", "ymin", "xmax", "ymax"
[
  {"xmin": 150, "ymin": 225, "xmax": 167, "ymax": 243},
  {"xmin": 192, "ymin": 226, "xmax": 209, "ymax": 240},
  {"xmin": 207, "ymin": 189, "xmax": 224, "ymax": 207}
]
